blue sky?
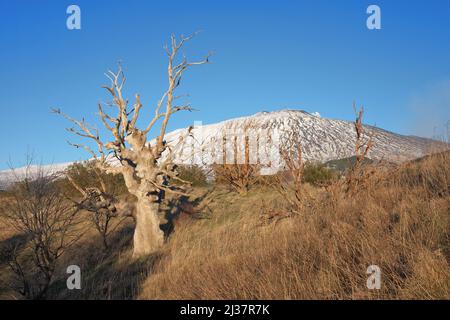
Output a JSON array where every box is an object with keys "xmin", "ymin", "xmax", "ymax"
[{"xmin": 0, "ymin": 0, "xmax": 449, "ymax": 169}]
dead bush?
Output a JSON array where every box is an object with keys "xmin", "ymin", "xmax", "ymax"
[
  {"xmin": 213, "ymin": 163, "xmax": 259, "ymax": 195},
  {"xmin": 0, "ymin": 164, "xmax": 82, "ymax": 299}
]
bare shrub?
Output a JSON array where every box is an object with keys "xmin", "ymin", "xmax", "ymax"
[
  {"xmin": 213, "ymin": 164, "xmax": 259, "ymax": 195},
  {"xmin": 213, "ymin": 130, "xmax": 260, "ymax": 194},
  {"xmin": 264, "ymin": 130, "xmax": 304, "ymax": 216},
  {"xmin": 64, "ymin": 161, "xmax": 127, "ymax": 251},
  {"xmin": 0, "ymin": 164, "xmax": 81, "ymax": 299},
  {"xmin": 345, "ymin": 103, "xmax": 375, "ymax": 194}
]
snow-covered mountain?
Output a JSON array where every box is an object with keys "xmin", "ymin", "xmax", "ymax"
[
  {"xmin": 0, "ymin": 109, "xmax": 443, "ymax": 189},
  {"xmin": 165, "ymin": 109, "xmax": 441, "ymax": 173},
  {"xmin": 0, "ymin": 162, "xmax": 72, "ymax": 190}
]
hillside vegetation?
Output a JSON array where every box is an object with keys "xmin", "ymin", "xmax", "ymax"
[{"xmin": 0, "ymin": 151, "xmax": 449, "ymax": 299}]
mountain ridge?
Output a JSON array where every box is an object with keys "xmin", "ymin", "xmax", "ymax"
[
  {"xmin": 163, "ymin": 109, "xmax": 442, "ymax": 174},
  {"xmin": 0, "ymin": 109, "xmax": 445, "ymax": 188}
]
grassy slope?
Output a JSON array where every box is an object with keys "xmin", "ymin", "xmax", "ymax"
[
  {"xmin": 0, "ymin": 152, "xmax": 449, "ymax": 299},
  {"xmin": 140, "ymin": 152, "xmax": 450, "ymax": 299}
]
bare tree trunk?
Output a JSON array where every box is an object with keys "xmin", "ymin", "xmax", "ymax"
[
  {"xmin": 54, "ymin": 34, "xmax": 210, "ymax": 259},
  {"xmin": 132, "ymin": 198, "xmax": 164, "ymax": 258}
]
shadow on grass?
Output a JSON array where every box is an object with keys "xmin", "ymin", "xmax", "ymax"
[
  {"xmin": 47, "ymin": 223, "xmax": 163, "ymax": 300},
  {"xmin": 0, "ymin": 233, "xmax": 30, "ymax": 298},
  {"xmin": 0, "ymin": 233, "xmax": 30, "ymax": 264},
  {"xmin": 160, "ymin": 190, "xmax": 214, "ymax": 238}
]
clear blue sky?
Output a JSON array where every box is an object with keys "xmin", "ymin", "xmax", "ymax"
[{"xmin": 1, "ymin": 0, "xmax": 449, "ymax": 169}]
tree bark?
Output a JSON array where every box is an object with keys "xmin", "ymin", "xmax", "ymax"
[{"xmin": 132, "ymin": 197, "xmax": 164, "ymax": 258}]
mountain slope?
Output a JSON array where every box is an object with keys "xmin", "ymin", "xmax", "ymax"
[
  {"xmin": 0, "ymin": 109, "xmax": 443, "ymax": 188},
  {"xmin": 164, "ymin": 109, "xmax": 440, "ymax": 173},
  {"xmin": 0, "ymin": 162, "xmax": 72, "ymax": 190}
]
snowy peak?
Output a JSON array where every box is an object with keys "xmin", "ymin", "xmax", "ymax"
[
  {"xmin": 0, "ymin": 109, "xmax": 444, "ymax": 188},
  {"xmin": 165, "ymin": 109, "xmax": 440, "ymax": 173}
]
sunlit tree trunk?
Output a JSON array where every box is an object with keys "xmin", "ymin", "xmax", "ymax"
[{"xmin": 54, "ymin": 33, "xmax": 210, "ymax": 258}]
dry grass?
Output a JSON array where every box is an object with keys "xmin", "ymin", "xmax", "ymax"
[
  {"xmin": 140, "ymin": 151, "xmax": 450, "ymax": 300},
  {"xmin": 47, "ymin": 220, "xmax": 159, "ymax": 300},
  {"xmin": 1, "ymin": 151, "xmax": 449, "ymax": 300}
]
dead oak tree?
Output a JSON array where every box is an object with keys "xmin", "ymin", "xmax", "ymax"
[{"xmin": 53, "ymin": 34, "xmax": 210, "ymax": 258}]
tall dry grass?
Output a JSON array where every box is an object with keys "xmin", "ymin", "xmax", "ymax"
[
  {"xmin": 1, "ymin": 151, "xmax": 448, "ymax": 299},
  {"xmin": 140, "ymin": 151, "xmax": 450, "ymax": 299}
]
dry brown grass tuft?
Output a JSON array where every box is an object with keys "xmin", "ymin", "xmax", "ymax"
[{"xmin": 140, "ymin": 152, "xmax": 450, "ymax": 300}]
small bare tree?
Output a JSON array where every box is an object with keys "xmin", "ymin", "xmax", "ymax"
[
  {"xmin": 0, "ymin": 163, "xmax": 81, "ymax": 299},
  {"xmin": 53, "ymin": 33, "xmax": 210, "ymax": 258},
  {"xmin": 277, "ymin": 131, "xmax": 304, "ymax": 210},
  {"xmin": 213, "ymin": 164, "xmax": 259, "ymax": 196},
  {"xmin": 213, "ymin": 123, "xmax": 260, "ymax": 195},
  {"xmin": 261, "ymin": 130, "xmax": 304, "ymax": 222},
  {"xmin": 345, "ymin": 102, "xmax": 374, "ymax": 194},
  {"xmin": 257, "ymin": 130, "xmax": 307, "ymax": 225},
  {"xmin": 65, "ymin": 162, "xmax": 125, "ymax": 251},
  {"xmin": 353, "ymin": 103, "xmax": 373, "ymax": 165}
]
